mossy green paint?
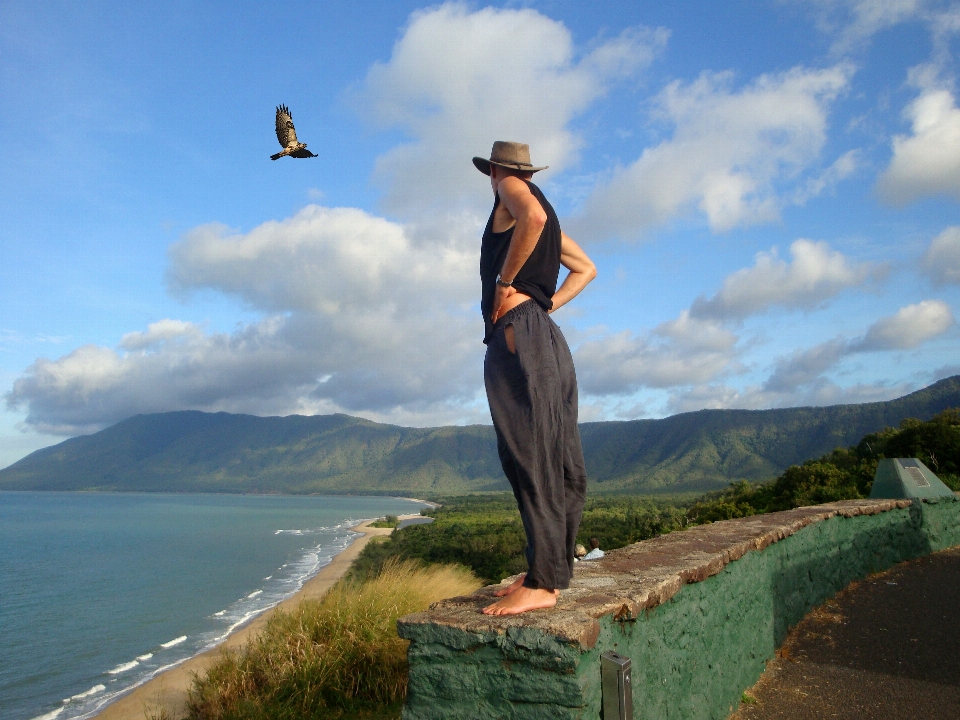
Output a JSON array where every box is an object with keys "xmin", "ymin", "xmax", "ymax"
[{"xmin": 401, "ymin": 498, "xmax": 960, "ymax": 720}]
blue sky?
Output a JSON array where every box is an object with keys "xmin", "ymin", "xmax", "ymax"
[{"xmin": 2, "ymin": 0, "xmax": 959, "ymax": 468}]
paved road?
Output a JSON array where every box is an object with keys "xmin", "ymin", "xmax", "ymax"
[{"xmin": 731, "ymin": 546, "xmax": 960, "ymax": 720}]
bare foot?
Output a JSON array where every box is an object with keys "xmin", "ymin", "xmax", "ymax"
[
  {"xmin": 493, "ymin": 574, "xmax": 526, "ymax": 597},
  {"xmin": 482, "ymin": 586, "xmax": 559, "ymax": 616}
]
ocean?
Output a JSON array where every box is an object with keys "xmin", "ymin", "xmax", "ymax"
[{"xmin": 0, "ymin": 491, "xmax": 428, "ymax": 720}]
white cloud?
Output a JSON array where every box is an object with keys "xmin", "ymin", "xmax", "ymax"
[
  {"xmin": 922, "ymin": 226, "xmax": 960, "ymax": 284},
  {"xmin": 6, "ymin": 321, "xmax": 317, "ymax": 435},
  {"xmin": 588, "ymin": 297, "xmax": 953, "ymax": 412},
  {"xmin": 800, "ymin": 0, "xmax": 928, "ymax": 50},
  {"xmin": 576, "ymin": 65, "xmax": 853, "ymax": 238},
  {"xmin": 759, "ymin": 301, "xmax": 954, "ymax": 396},
  {"xmin": 684, "ymin": 300, "xmax": 954, "ymax": 410},
  {"xmin": 878, "ymin": 73, "xmax": 960, "ymax": 204},
  {"xmin": 359, "ymin": 2, "xmax": 667, "ymax": 216},
  {"xmin": 574, "ymin": 311, "xmax": 739, "ymax": 395},
  {"xmin": 855, "ymin": 299, "xmax": 955, "ymax": 349},
  {"xmin": 761, "ymin": 339, "xmax": 850, "ymax": 393},
  {"xmin": 120, "ymin": 319, "xmax": 204, "ymax": 351},
  {"xmin": 839, "ymin": 0, "xmax": 926, "ymax": 46},
  {"xmin": 6, "ymin": 312, "xmax": 489, "ymax": 435},
  {"xmin": 8, "ymin": 206, "xmax": 489, "ymax": 435},
  {"xmin": 166, "ymin": 205, "xmax": 477, "ymax": 313},
  {"xmin": 690, "ymin": 239, "xmax": 877, "ymax": 319}
]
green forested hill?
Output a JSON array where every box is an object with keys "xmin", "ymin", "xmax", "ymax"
[
  {"xmin": 2, "ymin": 376, "xmax": 959, "ymax": 495},
  {"xmin": 580, "ymin": 375, "xmax": 960, "ymax": 491}
]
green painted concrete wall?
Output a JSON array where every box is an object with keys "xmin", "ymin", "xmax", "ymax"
[{"xmin": 402, "ymin": 498, "xmax": 960, "ymax": 720}]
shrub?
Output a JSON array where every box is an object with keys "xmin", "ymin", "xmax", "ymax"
[{"xmin": 368, "ymin": 514, "xmax": 399, "ymax": 528}]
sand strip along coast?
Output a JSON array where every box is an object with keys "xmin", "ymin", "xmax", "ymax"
[{"xmin": 92, "ymin": 514, "xmax": 422, "ymax": 720}]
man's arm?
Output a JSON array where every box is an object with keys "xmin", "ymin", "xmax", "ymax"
[
  {"xmin": 491, "ymin": 176, "xmax": 547, "ymax": 322},
  {"xmin": 550, "ymin": 232, "xmax": 596, "ymax": 313}
]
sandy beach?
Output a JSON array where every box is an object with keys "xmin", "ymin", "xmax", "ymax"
[{"xmin": 91, "ymin": 514, "xmax": 421, "ymax": 720}]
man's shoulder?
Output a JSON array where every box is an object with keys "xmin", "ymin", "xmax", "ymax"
[{"xmin": 498, "ymin": 175, "xmax": 534, "ymax": 197}]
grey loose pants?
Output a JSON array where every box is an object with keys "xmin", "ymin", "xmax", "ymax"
[{"xmin": 483, "ymin": 301, "xmax": 587, "ymax": 590}]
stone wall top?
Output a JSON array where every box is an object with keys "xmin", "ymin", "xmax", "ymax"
[{"xmin": 397, "ymin": 499, "xmax": 913, "ymax": 650}]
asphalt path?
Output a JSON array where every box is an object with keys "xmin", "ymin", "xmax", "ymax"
[{"xmin": 731, "ymin": 545, "xmax": 960, "ymax": 719}]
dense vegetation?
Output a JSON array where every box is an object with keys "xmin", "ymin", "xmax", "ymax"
[
  {"xmin": 185, "ymin": 560, "xmax": 480, "ymax": 720},
  {"xmin": 350, "ymin": 494, "xmax": 692, "ymax": 585},
  {"xmin": 4, "ymin": 376, "xmax": 959, "ymax": 495},
  {"xmin": 351, "ymin": 410, "xmax": 960, "ymax": 584},
  {"xmin": 687, "ymin": 408, "xmax": 960, "ymax": 523}
]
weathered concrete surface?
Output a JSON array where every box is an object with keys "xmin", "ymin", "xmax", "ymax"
[{"xmin": 398, "ymin": 496, "xmax": 960, "ymax": 720}]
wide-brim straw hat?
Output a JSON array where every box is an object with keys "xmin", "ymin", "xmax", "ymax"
[{"xmin": 473, "ymin": 141, "xmax": 548, "ymax": 176}]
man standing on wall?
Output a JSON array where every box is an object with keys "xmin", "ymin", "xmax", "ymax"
[{"xmin": 475, "ymin": 141, "xmax": 596, "ymax": 616}]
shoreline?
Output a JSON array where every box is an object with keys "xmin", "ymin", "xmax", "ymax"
[{"xmin": 90, "ymin": 514, "xmax": 420, "ymax": 720}]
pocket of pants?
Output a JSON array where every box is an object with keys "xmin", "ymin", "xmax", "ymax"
[{"xmin": 493, "ymin": 323, "xmax": 528, "ymax": 398}]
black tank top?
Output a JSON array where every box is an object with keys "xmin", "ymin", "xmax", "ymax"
[{"xmin": 479, "ymin": 181, "xmax": 561, "ymax": 343}]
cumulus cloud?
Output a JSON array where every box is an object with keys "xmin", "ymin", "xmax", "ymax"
[
  {"xmin": 575, "ymin": 65, "xmax": 853, "ymax": 238},
  {"xmin": 690, "ymin": 239, "xmax": 877, "ymax": 320},
  {"xmin": 6, "ymin": 312, "xmax": 488, "ymax": 435},
  {"xmin": 574, "ymin": 311, "xmax": 739, "ymax": 395},
  {"xmin": 698, "ymin": 300, "xmax": 954, "ymax": 410},
  {"xmin": 573, "ymin": 244, "xmax": 899, "ymax": 400},
  {"xmin": 359, "ymin": 3, "xmax": 667, "ymax": 216},
  {"xmin": 167, "ymin": 205, "xmax": 477, "ymax": 313},
  {"xmin": 922, "ymin": 226, "xmax": 960, "ymax": 283},
  {"xmin": 7, "ymin": 207, "xmax": 488, "ymax": 435},
  {"xmin": 6, "ymin": 320, "xmax": 317, "ymax": 435},
  {"xmin": 878, "ymin": 71, "xmax": 960, "ymax": 204},
  {"xmin": 761, "ymin": 301, "xmax": 954, "ymax": 394},
  {"xmin": 599, "ymin": 298, "xmax": 953, "ymax": 413},
  {"xmin": 854, "ymin": 299, "xmax": 955, "ymax": 349}
]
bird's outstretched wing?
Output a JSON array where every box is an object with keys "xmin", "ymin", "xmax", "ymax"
[{"xmin": 275, "ymin": 105, "xmax": 298, "ymax": 148}]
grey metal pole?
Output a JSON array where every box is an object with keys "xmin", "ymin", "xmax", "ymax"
[{"xmin": 600, "ymin": 651, "xmax": 633, "ymax": 719}]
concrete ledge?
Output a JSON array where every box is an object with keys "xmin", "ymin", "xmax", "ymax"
[{"xmin": 398, "ymin": 497, "xmax": 960, "ymax": 720}]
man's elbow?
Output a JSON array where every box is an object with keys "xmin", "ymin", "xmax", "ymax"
[{"xmin": 585, "ymin": 261, "xmax": 597, "ymax": 283}]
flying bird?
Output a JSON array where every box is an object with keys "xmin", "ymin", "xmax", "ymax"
[{"xmin": 271, "ymin": 104, "xmax": 317, "ymax": 160}]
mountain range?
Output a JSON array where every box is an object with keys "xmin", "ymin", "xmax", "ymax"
[{"xmin": 2, "ymin": 376, "xmax": 959, "ymax": 495}]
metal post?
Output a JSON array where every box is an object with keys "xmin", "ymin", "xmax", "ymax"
[{"xmin": 600, "ymin": 651, "xmax": 632, "ymax": 719}]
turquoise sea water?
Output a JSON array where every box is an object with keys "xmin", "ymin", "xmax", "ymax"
[{"xmin": 0, "ymin": 491, "xmax": 426, "ymax": 720}]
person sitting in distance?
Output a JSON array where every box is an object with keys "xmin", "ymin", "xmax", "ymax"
[
  {"xmin": 574, "ymin": 543, "xmax": 587, "ymax": 562},
  {"xmin": 583, "ymin": 538, "xmax": 604, "ymax": 560}
]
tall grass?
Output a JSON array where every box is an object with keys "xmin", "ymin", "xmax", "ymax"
[{"xmin": 186, "ymin": 560, "xmax": 481, "ymax": 720}]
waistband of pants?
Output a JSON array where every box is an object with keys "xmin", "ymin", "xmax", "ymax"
[{"xmin": 494, "ymin": 299, "xmax": 545, "ymax": 328}]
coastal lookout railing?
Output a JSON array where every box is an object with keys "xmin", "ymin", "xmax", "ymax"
[{"xmin": 398, "ymin": 494, "xmax": 960, "ymax": 720}]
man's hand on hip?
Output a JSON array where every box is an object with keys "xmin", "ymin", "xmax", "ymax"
[{"xmin": 491, "ymin": 284, "xmax": 516, "ymax": 324}]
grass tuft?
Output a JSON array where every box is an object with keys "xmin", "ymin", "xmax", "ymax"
[{"xmin": 185, "ymin": 559, "xmax": 480, "ymax": 719}]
